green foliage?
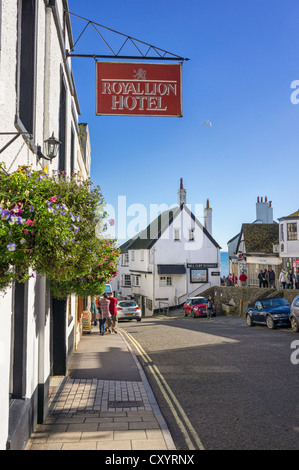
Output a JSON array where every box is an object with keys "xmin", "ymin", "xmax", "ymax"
[{"xmin": 0, "ymin": 164, "xmax": 119, "ymax": 297}]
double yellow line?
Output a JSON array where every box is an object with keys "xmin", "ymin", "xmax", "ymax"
[{"xmin": 120, "ymin": 328, "xmax": 205, "ymax": 451}]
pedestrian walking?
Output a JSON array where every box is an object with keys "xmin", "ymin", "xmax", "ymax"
[
  {"xmin": 258, "ymin": 270, "xmax": 266, "ymax": 288},
  {"xmin": 90, "ymin": 297, "xmax": 98, "ymax": 326},
  {"xmin": 263, "ymin": 269, "xmax": 268, "ymax": 288},
  {"xmin": 266, "ymin": 267, "xmax": 275, "ymax": 288},
  {"xmin": 97, "ymin": 293, "xmax": 111, "ymax": 335},
  {"xmin": 286, "ymin": 269, "xmax": 294, "ymax": 289},
  {"xmin": 108, "ymin": 292, "xmax": 118, "ymax": 334},
  {"xmin": 206, "ymin": 295, "xmax": 214, "ymax": 319},
  {"xmin": 239, "ymin": 272, "xmax": 247, "ymax": 287},
  {"xmin": 279, "ymin": 269, "xmax": 287, "ymax": 289}
]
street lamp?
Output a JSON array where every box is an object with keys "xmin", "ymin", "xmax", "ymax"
[{"xmin": 37, "ymin": 132, "xmax": 61, "ymax": 162}]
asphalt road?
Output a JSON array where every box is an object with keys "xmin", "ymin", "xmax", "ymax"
[{"xmin": 119, "ymin": 310, "xmax": 299, "ymax": 450}]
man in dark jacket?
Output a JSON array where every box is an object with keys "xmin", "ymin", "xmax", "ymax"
[{"xmin": 266, "ymin": 267, "xmax": 275, "ymax": 288}]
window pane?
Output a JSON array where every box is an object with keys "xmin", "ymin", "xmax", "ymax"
[{"xmin": 287, "ymin": 223, "xmax": 297, "ymax": 241}]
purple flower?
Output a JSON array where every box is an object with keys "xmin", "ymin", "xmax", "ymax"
[
  {"xmin": 60, "ymin": 211, "xmax": 66, "ymax": 216},
  {"xmin": 29, "ymin": 206, "xmax": 34, "ymax": 212},
  {"xmin": 1, "ymin": 210, "xmax": 10, "ymax": 220},
  {"xmin": 72, "ymin": 224, "xmax": 80, "ymax": 233},
  {"xmin": 7, "ymin": 242, "xmax": 16, "ymax": 252},
  {"xmin": 10, "ymin": 215, "xmax": 19, "ymax": 224},
  {"xmin": 47, "ymin": 206, "xmax": 56, "ymax": 215}
]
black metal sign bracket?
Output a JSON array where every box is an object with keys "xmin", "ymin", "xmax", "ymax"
[{"xmin": 66, "ymin": 11, "xmax": 189, "ymax": 62}]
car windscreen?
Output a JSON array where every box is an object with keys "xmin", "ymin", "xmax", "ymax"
[
  {"xmin": 261, "ymin": 298, "xmax": 289, "ymax": 308},
  {"xmin": 190, "ymin": 298, "xmax": 207, "ymax": 305},
  {"xmin": 118, "ymin": 302, "xmax": 137, "ymax": 307}
]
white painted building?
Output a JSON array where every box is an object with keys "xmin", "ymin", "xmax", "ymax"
[
  {"xmin": 114, "ymin": 180, "xmax": 221, "ymax": 315},
  {"xmin": 278, "ymin": 209, "xmax": 299, "ymax": 274},
  {"xmin": 0, "ymin": 0, "xmax": 90, "ymax": 450},
  {"xmin": 228, "ymin": 197, "xmax": 280, "ymax": 286}
]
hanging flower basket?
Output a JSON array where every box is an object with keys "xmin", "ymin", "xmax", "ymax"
[{"xmin": 0, "ymin": 165, "xmax": 120, "ymax": 296}]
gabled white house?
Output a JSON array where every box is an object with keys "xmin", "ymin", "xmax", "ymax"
[{"xmin": 114, "ymin": 181, "xmax": 221, "ymax": 315}]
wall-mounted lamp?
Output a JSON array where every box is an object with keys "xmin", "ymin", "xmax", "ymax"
[{"xmin": 37, "ymin": 132, "xmax": 61, "ymax": 162}]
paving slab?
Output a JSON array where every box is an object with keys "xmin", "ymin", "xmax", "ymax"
[{"xmin": 25, "ymin": 327, "xmax": 176, "ymax": 451}]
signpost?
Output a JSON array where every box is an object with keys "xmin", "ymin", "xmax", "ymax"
[
  {"xmin": 96, "ymin": 62, "xmax": 182, "ymax": 117},
  {"xmin": 82, "ymin": 310, "xmax": 91, "ymax": 334}
]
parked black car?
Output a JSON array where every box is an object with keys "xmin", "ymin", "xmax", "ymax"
[
  {"xmin": 290, "ymin": 295, "xmax": 299, "ymax": 332},
  {"xmin": 246, "ymin": 297, "xmax": 290, "ymax": 329}
]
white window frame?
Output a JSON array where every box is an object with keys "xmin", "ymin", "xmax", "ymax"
[
  {"xmin": 123, "ymin": 274, "xmax": 131, "ymax": 287},
  {"xmin": 160, "ymin": 276, "xmax": 172, "ymax": 287},
  {"xmin": 174, "ymin": 229, "xmax": 180, "ymax": 242},
  {"xmin": 132, "ymin": 275, "xmax": 140, "ymax": 287},
  {"xmin": 189, "ymin": 228, "xmax": 195, "ymax": 241},
  {"xmin": 287, "ymin": 222, "xmax": 297, "ymax": 241}
]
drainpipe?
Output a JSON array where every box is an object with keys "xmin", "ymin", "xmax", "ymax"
[{"xmin": 152, "ymin": 248, "xmax": 156, "ymax": 312}]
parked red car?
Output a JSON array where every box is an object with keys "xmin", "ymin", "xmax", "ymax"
[{"xmin": 183, "ymin": 297, "xmax": 216, "ymax": 318}]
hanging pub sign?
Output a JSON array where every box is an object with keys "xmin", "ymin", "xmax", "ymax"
[{"xmin": 96, "ymin": 62, "xmax": 182, "ymax": 117}]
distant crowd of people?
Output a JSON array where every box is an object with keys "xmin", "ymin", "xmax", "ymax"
[
  {"xmin": 278, "ymin": 268, "xmax": 299, "ymax": 289},
  {"xmin": 222, "ymin": 267, "xmax": 299, "ymax": 289},
  {"xmin": 221, "ymin": 273, "xmax": 247, "ymax": 287}
]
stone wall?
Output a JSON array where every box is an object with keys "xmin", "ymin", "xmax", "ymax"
[{"xmin": 201, "ymin": 286, "xmax": 299, "ymax": 318}]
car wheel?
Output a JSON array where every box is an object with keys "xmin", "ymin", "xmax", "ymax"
[
  {"xmin": 291, "ymin": 316, "xmax": 299, "ymax": 332},
  {"xmin": 137, "ymin": 318, "xmax": 141, "ymax": 322},
  {"xmin": 246, "ymin": 314, "xmax": 254, "ymax": 326},
  {"xmin": 266, "ymin": 315, "xmax": 276, "ymax": 329},
  {"xmin": 184, "ymin": 309, "xmax": 188, "ymax": 317}
]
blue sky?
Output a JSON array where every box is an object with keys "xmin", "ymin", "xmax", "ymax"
[{"xmin": 68, "ymin": 0, "xmax": 299, "ymax": 250}]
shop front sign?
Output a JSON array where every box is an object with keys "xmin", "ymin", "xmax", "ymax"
[{"xmin": 96, "ymin": 62, "xmax": 182, "ymax": 117}]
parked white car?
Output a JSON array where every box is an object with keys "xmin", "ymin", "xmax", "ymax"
[{"xmin": 117, "ymin": 300, "xmax": 142, "ymax": 322}]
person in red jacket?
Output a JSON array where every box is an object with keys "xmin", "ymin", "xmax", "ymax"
[
  {"xmin": 108, "ymin": 292, "xmax": 118, "ymax": 333},
  {"xmin": 239, "ymin": 272, "xmax": 247, "ymax": 287}
]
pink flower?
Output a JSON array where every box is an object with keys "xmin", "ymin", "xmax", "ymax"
[{"xmin": 49, "ymin": 196, "xmax": 57, "ymax": 203}]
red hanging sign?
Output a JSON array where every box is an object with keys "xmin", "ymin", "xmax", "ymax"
[{"xmin": 96, "ymin": 62, "xmax": 182, "ymax": 117}]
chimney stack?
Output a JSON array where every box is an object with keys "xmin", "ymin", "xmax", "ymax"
[
  {"xmin": 177, "ymin": 178, "xmax": 186, "ymax": 205},
  {"xmin": 204, "ymin": 199, "xmax": 212, "ymax": 235},
  {"xmin": 256, "ymin": 196, "xmax": 273, "ymax": 224}
]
